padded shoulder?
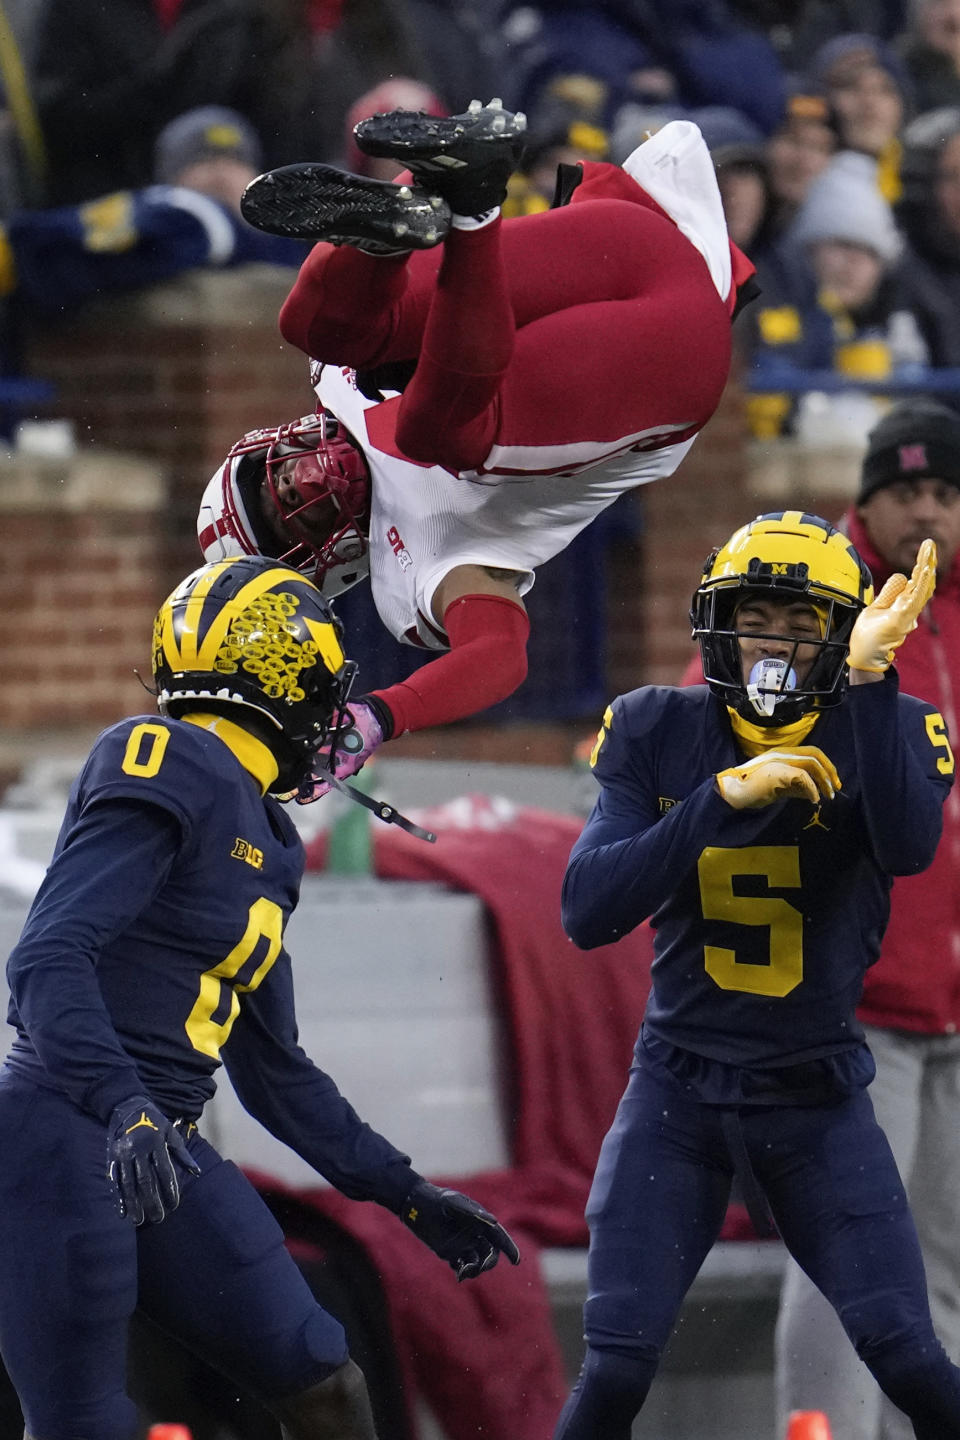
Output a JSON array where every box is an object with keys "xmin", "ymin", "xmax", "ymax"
[{"xmin": 77, "ymin": 715, "xmax": 226, "ymax": 834}]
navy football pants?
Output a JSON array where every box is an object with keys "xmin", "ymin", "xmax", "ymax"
[
  {"xmin": 555, "ymin": 1064, "xmax": 960, "ymax": 1439},
  {"xmin": 0, "ymin": 1075, "xmax": 349, "ymax": 1440}
]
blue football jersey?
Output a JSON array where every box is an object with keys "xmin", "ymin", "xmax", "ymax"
[
  {"xmin": 5, "ymin": 713, "xmax": 418, "ymax": 1205},
  {"xmin": 563, "ymin": 677, "xmax": 955, "ymax": 1070},
  {"xmin": 6, "ymin": 714, "xmax": 303, "ymax": 1114}
]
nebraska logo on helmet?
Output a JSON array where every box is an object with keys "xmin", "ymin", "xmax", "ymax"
[{"xmin": 197, "ymin": 412, "xmax": 372, "ymax": 598}]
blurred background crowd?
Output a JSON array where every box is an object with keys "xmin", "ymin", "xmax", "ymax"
[{"xmin": 6, "ymin": 0, "xmax": 960, "ymax": 440}]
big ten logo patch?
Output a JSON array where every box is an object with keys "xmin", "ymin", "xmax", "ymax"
[
  {"xmin": 232, "ymin": 838, "xmax": 264, "ymax": 869},
  {"xmin": 386, "ymin": 525, "xmax": 413, "ymax": 570},
  {"xmin": 657, "ymin": 796, "xmax": 677, "ymax": 816}
]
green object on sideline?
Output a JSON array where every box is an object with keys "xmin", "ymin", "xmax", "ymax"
[{"xmin": 325, "ymin": 765, "xmax": 374, "ymax": 875}]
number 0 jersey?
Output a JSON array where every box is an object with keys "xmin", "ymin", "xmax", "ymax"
[
  {"xmin": 563, "ymin": 676, "xmax": 955, "ymax": 1075},
  {"xmin": 4, "ymin": 713, "xmax": 419, "ymax": 1205},
  {"xmin": 6, "ymin": 713, "xmax": 302, "ymax": 1118}
]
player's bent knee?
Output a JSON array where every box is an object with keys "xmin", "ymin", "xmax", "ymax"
[{"xmin": 270, "ymin": 1358, "xmax": 378, "ymax": 1440}]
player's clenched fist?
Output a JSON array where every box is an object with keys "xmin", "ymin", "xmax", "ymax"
[
  {"xmin": 716, "ymin": 746, "xmax": 841, "ymax": 809},
  {"xmin": 847, "ymin": 538, "xmax": 938, "ymax": 673}
]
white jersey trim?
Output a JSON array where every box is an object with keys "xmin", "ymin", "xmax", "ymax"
[{"xmin": 471, "ymin": 420, "xmax": 697, "ymax": 482}]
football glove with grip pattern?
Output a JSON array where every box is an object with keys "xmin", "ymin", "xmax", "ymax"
[
  {"xmin": 716, "ymin": 747, "xmax": 841, "ymax": 809},
  {"xmin": 296, "ymin": 697, "xmax": 389, "ymax": 804},
  {"xmin": 401, "ymin": 1179, "xmax": 521, "ymax": 1281},
  {"xmin": 107, "ymin": 1095, "xmax": 200, "ymax": 1226},
  {"xmin": 847, "ymin": 538, "xmax": 938, "ymax": 673}
]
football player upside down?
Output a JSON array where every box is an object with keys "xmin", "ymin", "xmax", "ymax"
[{"xmin": 199, "ymin": 101, "xmax": 757, "ymax": 800}]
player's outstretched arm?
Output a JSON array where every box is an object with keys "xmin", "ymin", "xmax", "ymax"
[{"xmin": 296, "ymin": 586, "xmax": 529, "ymax": 802}]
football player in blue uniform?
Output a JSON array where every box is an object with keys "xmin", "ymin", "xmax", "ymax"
[
  {"xmin": 555, "ymin": 512, "xmax": 960, "ymax": 1440},
  {"xmin": 0, "ymin": 555, "xmax": 519, "ymax": 1440}
]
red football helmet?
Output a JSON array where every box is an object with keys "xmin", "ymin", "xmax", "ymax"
[{"xmin": 197, "ymin": 411, "xmax": 371, "ymax": 597}]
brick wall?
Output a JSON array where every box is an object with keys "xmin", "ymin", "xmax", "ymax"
[
  {"xmin": 25, "ymin": 266, "xmax": 312, "ymax": 584},
  {"xmin": 0, "ymin": 450, "xmax": 166, "ymax": 743}
]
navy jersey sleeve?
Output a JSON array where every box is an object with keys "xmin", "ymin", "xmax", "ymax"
[
  {"xmin": 7, "ymin": 186, "xmax": 308, "ymax": 315},
  {"xmin": 6, "ymin": 796, "xmax": 180, "ymax": 1121},
  {"xmin": 223, "ymin": 959, "xmax": 420, "ymax": 1211},
  {"xmin": 848, "ymin": 672, "xmax": 955, "ymax": 874},
  {"xmin": 562, "ymin": 690, "xmax": 772, "ymax": 949}
]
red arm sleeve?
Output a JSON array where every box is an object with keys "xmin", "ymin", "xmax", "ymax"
[{"xmin": 368, "ymin": 593, "xmax": 530, "ymax": 735}]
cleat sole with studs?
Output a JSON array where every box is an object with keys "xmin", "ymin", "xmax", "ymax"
[
  {"xmin": 240, "ymin": 163, "xmax": 451, "ymax": 250},
  {"xmin": 354, "ymin": 98, "xmax": 527, "ymax": 174}
]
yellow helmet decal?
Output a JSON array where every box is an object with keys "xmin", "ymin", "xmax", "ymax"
[
  {"xmin": 707, "ymin": 511, "xmax": 873, "ymax": 606},
  {"xmin": 155, "ymin": 562, "xmax": 345, "ymax": 702},
  {"xmin": 303, "ymin": 614, "xmax": 346, "ymax": 675}
]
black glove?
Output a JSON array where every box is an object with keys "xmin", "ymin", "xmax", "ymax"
[
  {"xmin": 401, "ymin": 1179, "xmax": 521, "ymax": 1281},
  {"xmin": 107, "ymin": 1096, "xmax": 201, "ymax": 1226}
]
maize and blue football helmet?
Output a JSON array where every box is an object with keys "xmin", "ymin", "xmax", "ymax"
[
  {"xmin": 152, "ymin": 556, "xmax": 356, "ymax": 790},
  {"xmin": 690, "ymin": 511, "xmax": 874, "ymax": 726}
]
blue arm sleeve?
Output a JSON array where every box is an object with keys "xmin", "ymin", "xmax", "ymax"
[
  {"xmin": 848, "ymin": 674, "xmax": 954, "ymax": 874},
  {"xmin": 8, "ymin": 187, "xmax": 308, "ymax": 314},
  {"xmin": 562, "ymin": 694, "xmax": 772, "ymax": 949},
  {"xmin": 6, "ymin": 797, "xmax": 180, "ymax": 1120},
  {"xmin": 223, "ymin": 961, "xmax": 420, "ymax": 1211}
]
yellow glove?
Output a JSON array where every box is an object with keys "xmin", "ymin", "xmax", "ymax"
[
  {"xmin": 847, "ymin": 538, "xmax": 938, "ymax": 673},
  {"xmin": 716, "ymin": 746, "xmax": 841, "ymax": 809}
]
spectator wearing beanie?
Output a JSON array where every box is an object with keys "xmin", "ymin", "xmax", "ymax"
[
  {"xmin": 0, "ymin": 105, "xmax": 307, "ymax": 317},
  {"xmin": 808, "ymin": 32, "xmax": 911, "ymax": 201},
  {"xmin": 152, "ymin": 105, "xmax": 264, "ymax": 214},
  {"xmin": 774, "ymin": 397, "xmax": 960, "ymax": 1440},
  {"xmin": 744, "ymin": 151, "xmax": 928, "ymax": 438},
  {"xmin": 765, "ymin": 91, "xmax": 839, "ymax": 237}
]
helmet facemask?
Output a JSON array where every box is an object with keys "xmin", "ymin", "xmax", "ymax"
[
  {"xmin": 260, "ymin": 413, "xmax": 371, "ymax": 597},
  {"xmin": 690, "ymin": 513, "xmax": 874, "ymax": 728}
]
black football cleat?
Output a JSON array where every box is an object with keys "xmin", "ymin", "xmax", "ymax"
[
  {"xmin": 353, "ymin": 97, "xmax": 527, "ymax": 214},
  {"xmin": 240, "ymin": 164, "xmax": 451, "ymax": 253}
]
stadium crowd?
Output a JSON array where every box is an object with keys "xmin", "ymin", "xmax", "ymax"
[{"xmin": 2, "ymin": 5, "xmax": 960, "ymax": 1440}]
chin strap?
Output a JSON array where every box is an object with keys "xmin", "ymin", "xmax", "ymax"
[{"xmin": 325, "ymin": 773, "xmax": 437, "ymax": 843}]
